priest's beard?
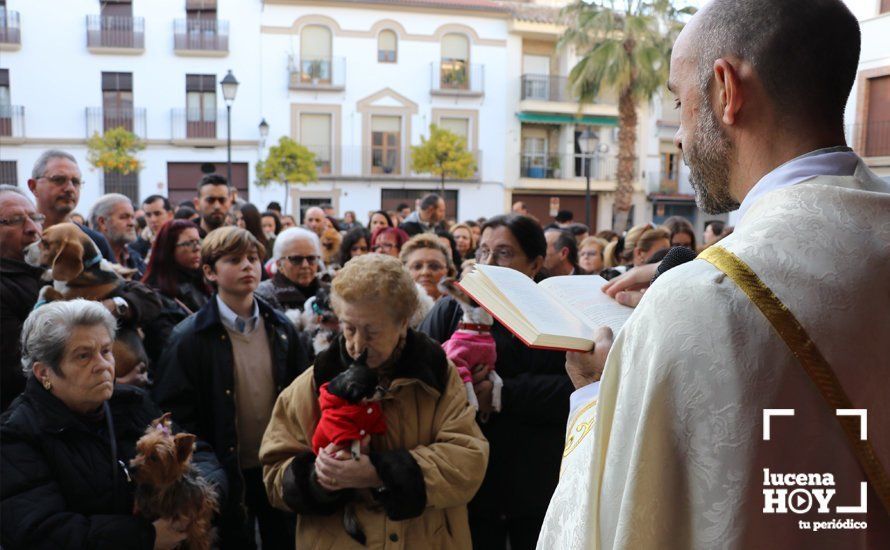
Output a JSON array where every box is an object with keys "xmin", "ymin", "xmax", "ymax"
[{"xmin": 684, "ymin": 106, "xmax": 740, "ymax": 215}]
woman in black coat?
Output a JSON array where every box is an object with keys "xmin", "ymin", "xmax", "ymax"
[
  {"xmin": 1, "ymin": 300, "xmax": 227, "ymax": 550},
  {"xmin": 418, "ymin": 214, "xmax": 574, "ymax": 550}
]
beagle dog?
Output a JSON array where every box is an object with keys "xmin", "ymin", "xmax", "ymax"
[{"xmin": 24, "ymin": 223, "xmax": 147, "ymax": 378}]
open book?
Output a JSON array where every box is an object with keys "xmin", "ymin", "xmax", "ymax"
[{"xmin": 456, "ymin": 265, "xmax": 634, "ymax": 352}]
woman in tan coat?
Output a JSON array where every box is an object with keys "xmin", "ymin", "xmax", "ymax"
[{"xmin": 260, "ymin": 254, "xmax": 488, "ymax": 549}]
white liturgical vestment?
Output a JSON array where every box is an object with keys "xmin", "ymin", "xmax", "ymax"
[{"xmin": 537, "ymin": 154, "xmax": 890, "ymax": 549}]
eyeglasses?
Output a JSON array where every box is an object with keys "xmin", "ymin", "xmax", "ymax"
[
  {"xmin": 285, "ymin": 254, "xmax": 319, "ymax": 266},
  {"xmin": 475, "ymin": 246, "xmax": 517, "ymax": 265},
  {"xmin": 373, "ymin": 242, "xmax": 396, "ymax": 251},
  {"xmin": 175, "ymin": 239, "xmax": 201, "ymax": 251},
  {"xmin": 40, "ymin": 175, "xmax": 83, "ymax": 188},
  {"xmin": 407, "ymin": 260, "xmax": 446, "ymax": 272},
  {"xmin": 579, "ymin": 250, "xmax": 601, "ymax": 259},
  {"xmin": 0, "ymin": 213, "xmax": 46, "ymax": 227}
]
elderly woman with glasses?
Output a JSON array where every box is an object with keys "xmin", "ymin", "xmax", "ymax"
[
  {"xmin": 256, "ymin": 227, "xmax": 323, "ymax": 312},
  {"xmin": 260, "ymin": 254, "xmax": 488, "ymax": 549},
  {"xmin": 418, "ymin": 214, "xmax": 574, "ymax": 550},
  {"xmin": 1, "ymin": 299, "xmax": 227, "ymax": 550}
]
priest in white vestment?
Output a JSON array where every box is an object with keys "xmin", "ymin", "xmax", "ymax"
[{"xmin": 538, "ymin": 1, "xmax": 890, "ymax": 548}]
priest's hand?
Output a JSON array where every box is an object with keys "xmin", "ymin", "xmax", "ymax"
[
  {"xmin": 565, "ymin": 326, "xmax": 613, "ymax": 389},
  {"xmin": 602, "ymin": 263, "xmax": 659, "ymax": 307}
]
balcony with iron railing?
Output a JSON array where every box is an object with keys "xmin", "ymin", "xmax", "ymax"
[
  {"xmin": 520, "ymin": 152, "xmax": 620, "ymax": 181},
  {"xmin": 288, "ymin": 57, "xmax": 346, "ymax": 91},
  {"xmin": 0, "ymin": 105, "xmax": 25, "ymax": 140},
  {"xmin": 520, "ymin": 74, "xmax": 574, "ymax": 102},
  {"xmin": 85, "ymin": 107, "xmax": 147, "ymax": 138},
  {"xmin": 0, "ymin": 8, "xmax": 21, "ymax": 49},
  {"xmin": 86, "ymin": 14, "xmax": 145, "ymax": 52},
  {"xmin": 174, "ymin": 19, "xmax": 229, "ymax": 55},
  {"xmin": 431, "ymin": 61, "xmax": 484, "ymax": 97},
  {"xmin": 847, "ymin": 120, "xmax": 890, "ymax": 158},
  {"xmin": 301, "ymin": 146, "xmax": 482, "ymax": 180},
  {"xmin": 171, "ymin": 108, "xmax": 229, "ymax": 142}
]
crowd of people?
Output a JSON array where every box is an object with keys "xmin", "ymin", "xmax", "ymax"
[{"xmin": 0, "ymin": 148, "xmax": 731, "ymax": 550}]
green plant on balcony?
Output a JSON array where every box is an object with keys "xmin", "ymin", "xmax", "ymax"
[
  {"xmin": 256, "ymin": 136, "xmax": 318, "ymax": 214},
  {"xmin": 441, "ymin": 61, "xmax": 468, "ymax": 89},
  {"xmin": 411, "ymin": 124, "xmax": 477, "ymax": 193},
  {"xmin": 86, "ymin": 126, "xmax": 144, "ymax": 175}
]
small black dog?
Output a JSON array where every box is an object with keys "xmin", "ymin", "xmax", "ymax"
[
  {"xmin": 323, "ymin": 350, "xmax": 384, "ymax": 547},
  {"xmin": 325, "ymin": 350, "xmax": 381, "ymax": 458}
]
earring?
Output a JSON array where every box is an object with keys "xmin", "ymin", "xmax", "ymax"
[{"xmin": 42, "ymin": 378, "xmax": 52, "ymax": 391}]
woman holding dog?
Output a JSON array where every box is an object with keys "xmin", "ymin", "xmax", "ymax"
[
  {"xmin": 419, "ymin": 214, "xmax": 575, "ymax": 550},
  {"xmin": 0, "ymin": 299, "xmax": 227, "ymax": 550},
  {"xmin": 260, "ymin": 254, "xmax": 489, "ymax": 549}
]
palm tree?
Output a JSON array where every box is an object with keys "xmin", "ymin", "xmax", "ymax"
[{"xmin": 560, "ymin": 0, "xmax": 693, "ymax": 232}]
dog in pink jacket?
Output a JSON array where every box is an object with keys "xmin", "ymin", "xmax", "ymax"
[{"xmin": 439, "ymin": 278, "xmax": 503, "ymax": 412}]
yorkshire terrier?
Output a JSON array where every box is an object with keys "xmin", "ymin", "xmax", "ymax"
[
  {"xmin": 299, "ymin": 286, "xmax": 340, "ymax": 359},
  {"xmin": 130, "ymin": 413, "xmax": 219, "ymax": 550},
  {"xmin": 438, "ymin": 277, "xmax": 502, "ymax": 413}
]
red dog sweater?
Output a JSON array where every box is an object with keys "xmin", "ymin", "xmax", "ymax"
[{"xmin": 311, "ymin": 382, "xmax": 386, "ymax": 453}]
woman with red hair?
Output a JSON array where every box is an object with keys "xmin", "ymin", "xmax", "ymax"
[
  {"xmin": 142, "ymin": 220, "xmax": 211, "ymax": 315},
  {"xmin": 370, "ymin": 226, "xmax": 410, "ymax": 258}
]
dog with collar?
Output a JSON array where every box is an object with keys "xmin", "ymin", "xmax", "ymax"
[
  {"xmin": 438, "ymin": 278, "xmax": 503, "ymax": 413},
  {"xmin": 24, "ymin": 223, "xmax": 148, "ymax": 378}
]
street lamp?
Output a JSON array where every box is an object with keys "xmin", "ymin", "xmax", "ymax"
[
  {"xmin": 577, "ymin": 128, "xmax": 599, "ymax": 228},
  {"xmin": 220, "ymin": 70, "xmax": 239, "ymax": 185},
  {"xmin": 258, "ymin": 118, "xmax": 269, "ymax": 148}
]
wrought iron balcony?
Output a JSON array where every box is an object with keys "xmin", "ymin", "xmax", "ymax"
[
  {"xmin": 171, "ymin": 108, "xmax": 228, "ymax": 141},
  {"xmin": 85, "ymin": 107, "xmax": 147, "ymax": 138},
  {"xmin": 0, "ymin": 8, "xmax": 21, "ymax": 47},
  {"xmin": 174, "ymin": 18, "xmax": 229, "ymax": 53},
  {"xmin": 288, "ymin": 57, "xmax": 346, "ymax": 91},
  {"xmin": 86, "ymin": 15, "xmax": 145, "ymax": 50},
  {"xmin": 298, "ymin": 146, "xmax": 482, "ymax": 179},
  {"xmin": 0, "ymin": 105, "xmax": 25, "ymax": 138},
  {"xmin": 520, "ymin": 152, "xmax": 619, "ymax": 181},
  {"xmin": 520, "ymin": 74, "xmax": 574, "ymax": 102}
]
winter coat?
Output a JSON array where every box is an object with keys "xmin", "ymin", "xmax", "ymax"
[
  {"xmin": 255, "ymin": 271, "xmax": 320, "ymax": 312},
  {"xmin": 152, "ymin": 295, "xmax": 308, "ymax": 547},
  {"xmin": 0, "ymin": 259, "xmax": 44, "ymax": 411},
  {"xmin": 0, "ymin": 376, "xmax": 227, "ymax": 550},
  {"xmin": 418, "ymin": 296, "xmax": 573, "ymax": 520},
  {"xmin": 260, "ymin": 330, "xmax": 489, "ymax": 549}
]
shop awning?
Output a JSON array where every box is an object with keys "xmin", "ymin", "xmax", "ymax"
[{"xmin": 516, "ymin": 112, "xmax": 618, "ymax": 126}]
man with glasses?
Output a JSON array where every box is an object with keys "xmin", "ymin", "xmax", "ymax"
[
  {"xmin": 0, "ymin": 185, "xmax": 47, "ymax": 410},
  {"xmin": 255, "ymin": 227, "xmax": 323, "ymax": 312},
  {"xmin": 26, "ymin": 150, "xmax": 115, "ymax": 262}
]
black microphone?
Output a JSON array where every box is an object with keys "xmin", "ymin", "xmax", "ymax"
[{"xmin": 650, "ymin": 246, "xmax": 698, "ymax": 284}]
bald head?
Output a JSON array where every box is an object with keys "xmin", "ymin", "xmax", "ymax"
[
  {"xmin": 679, "ymin": 0, "xmax": 859, "ymax": 128},
  {"xmin": 304, "ymin": 207, "xmax": 326, "ymax": 236}
]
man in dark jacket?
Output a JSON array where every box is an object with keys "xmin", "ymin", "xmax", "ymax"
[
  {"xmin": 399, "ymin": 193, "xmax": 447, "ymax": 236},
  {"xmin": 1, "ymin": 376, "xmax": 228, "ymax": 549},
  {"xmin": 153, "ymin": 227, "xmax": 308, "ymax": 549},
  {"xmin": 0, "ymin": 185, "xmax": 45, "ymax": 411},
  {"xmin": 419, "ymin": 298, "xmax": 573, "ymax": 549}
]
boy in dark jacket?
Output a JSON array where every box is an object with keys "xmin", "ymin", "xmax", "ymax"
[{"xmin": 153, "ymin": 227, "xmax": 308, "ymax": 549}]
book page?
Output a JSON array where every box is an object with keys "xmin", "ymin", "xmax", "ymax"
[
  {"xmin": 472, "ymin": 265, "xmax": 591, "ymax": 340},
  {"xmin": 540, "ymin": 275, "xmax": 634, "ymax": 336}
]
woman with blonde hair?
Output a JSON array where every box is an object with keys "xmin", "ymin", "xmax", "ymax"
[
  {"xmin": 449, "ymin": 222, "xmax": 477, "ymax": 260},
  {"xmin": 260, "ymin": 254, "xmax": 488, "ymax": 549},
  {"xmin": 578, "ymin": 236, "xmax": 609, "ymax": 275},
  {"xmin": 631, "ymin": 226, "xmax": 671, "ymax": 267}
]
